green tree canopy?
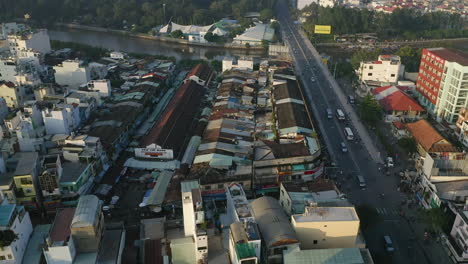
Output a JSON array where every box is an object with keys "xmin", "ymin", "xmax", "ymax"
[
  {"xmin": 259, "ymin": 8, "xmax": 274, "ymax": 22},
  {"xmin": 358, "ymin": 94, "xmax": 382, "ymax": 126}
]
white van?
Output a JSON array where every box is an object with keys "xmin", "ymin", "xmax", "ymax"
[
  {"xmin": 344, "ymin": 127, "xmax": 354, "ymax": 140},
  {"xmin": 357, "ymin": 175, "xmax": 366, "ymax": 189},
  {"xmin": 336, "ymin": 109, "xmax": 345, "ymax": 120}
]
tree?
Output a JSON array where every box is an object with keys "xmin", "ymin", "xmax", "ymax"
[
  {"xmin": 395, "ymin": 46, "xmax": 422, "ymax": 72},
  {"xmin": 210, "ymin": 60, "xmax": 222, "ymax": 72},
  {"xmin": 350, "ymin": 48, "xmax": 382, "ymax": 69},
  {"xmin": 397, "ymin": 137, "xmax": 417, "ymax": 154},
  {"xmin": 0, "ymin": 230, "xmax": 18, "ymax": 248},
  {"xmin": 259, "ymin": 8, "xmax": 274, "ymax": 22},
  {"xmin": 358, "ymin": 94, "xmax": 382, "ymax": 126},
  {"xmin": 171, "ymin": 30, "xmax": 183, "ymax": 39}
]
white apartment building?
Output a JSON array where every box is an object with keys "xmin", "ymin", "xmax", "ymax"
[
  {"xmin": 42, "ymin": 104, "xmax": 81, "ymax": 135},
  {"xmin": 293, "ymin": 0, "xmax": 318, "ymax": 9},
  {"xmin": 7, "ymin": 29, "xmax": 51, "ymax": 57},
  {"xmin": 86, "ymin": 80, "xmax": 112, "ymax": 97},
  {"xmin": 0, "ymin": 81, "xmax": 26, "ymax": 108},
  {"xmin": 357, "ymin": 55, "xmax": 404, "ymax": 85},
  {"xmin": 222, "ymin": 57, "xmax": 254, "ymax": 72},
  {"xmin": 181, "ymin": 180, "xmax": 208, "ymax": 264},
  {"xmin": 53, "ymin": 60, "xmax": 91, "ymax": 87},
  {"xmin": 0, "ymin": 204, "xmax": 33, "ymax": 264},
  {"xmin": 15, "ymin": 104, "xmax": 46, "ymax": 152},
  {"xmin": 0, "ymin": 58, "xmax": 41, "ymax": 86},
  {"xmin": 435, "ymin": 58, "xmax": 468, "ymax": 123},
  {"xmin": 291, "ymin": 206, "xmax": 361, "ymax": 249},
  {"xmin": 319, "ymin": 0, "xmax": 335, "ymax": 7}
]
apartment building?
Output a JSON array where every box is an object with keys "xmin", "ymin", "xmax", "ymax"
[
  {"xmin": 357, "ymin": 55, "xmax": 403, "ymax": 85},
  {"xmin": 0, "ymin": 81, "xmax": 26, "ymax": 108},
  {"xmin": 181, "ymin": 180, "xmax": 208, "ymax": 263},
  {"xmin": 0, "ymin": 205, "xmax": 33, "ymax": 264},
  {"xmin": 222, "ymin": 57, "xmax": 254, "ymax": 72},
  {"xmin": 446, "ymin": 203, "xmax": 468, "ymax": 263},
  {"xmin": 7, "ymin": 29, "xmax": 51, "ymax": 58},
  {"xmin": 53, "ymin": 60, "xmax": 91, "ymax": 87},
  {"xmin": 291, "ymin": 206, "xmax": 361, "ymax": 249},
  {"xmin": 416, "ymin": 48, "xmax": 468, "ymax": 123},
  {"xmin": 455, "ymin": 107, "xmax": 468, "ymax": 148}
]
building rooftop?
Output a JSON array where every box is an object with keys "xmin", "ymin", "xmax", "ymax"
[
  {"xmin": 0, "ymin": 205, "xmax": 17, "ymax": 227},
  {"xmin": 371, "ymin": 85, "xmax": 424, "ymax": 112},
  {"xmin": 405, "ymin": 120, "xmax": 457, "ymax": 152},
  {"xmin": 72, "ymin": 195, "xmax": 101, "ymax": 228},
  {"xmin": 251, "ymin": 196, "xmax": 299, "ymax": 248},
  {"xmin": 227, "ymin": 183, "xmax": 253, "ymax": 219},
  {"xmin": 235, "ymin": 243, "xmax": 256, "ymax": 260},
  {"xmin": 141, "ymin": 218, "xmax": 165, "ymax": 240},
  {"xmin": 294, "ymin": 207, "xmax": 359, "ymax": 222},
  {"xmin": 14, "ymin": 152, "xmax": 38, "ymax": 176},
  {"xmin": 23, "ymin": 224, "xmax": 51, "ymax": 264},
  {"xmin": 181, "ymin": 180, "xmax": 200, "ymax": 193},
  {"xmin": 427, "ymin": 48, "xmax": 468, "ymax": 66},
  {"xmin": 49, "ymin": 208, "xmax": 76, "ymax": 243},
  {"xmin": 276, "ymin": 102, "xmax": 312, "ymax": 131},
  {"xmin": 283, "ymin": 248, "xmax": 366, "ymax": 264},
  {"xmin": 170, "ymin": 237, "xmax": 196, "ymax": 264},
  {"xmin": 146, "ymin": 171, "xmax": 173, "ymax": 207},
  {"xmin": 60, "ymin": 162, "xmax": 89, "ymax": 183}
]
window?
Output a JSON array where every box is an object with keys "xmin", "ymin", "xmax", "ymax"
[
  {"xmin": 217, "ymin": 184, "xmax": 224, "ymax": 189},
  {"xmin": 313, "ymin": 240, "xmax": 318, "ymax": 244},
  {"xmin": 369, "ymin": 66, "xmax": 373, "ymax": 70},
  {"xmin": 20, "ymin": 178, "xmax": 32, "ymax": 185},
  {"xmin": 0, "ymin": 256, "xmax": 5, "ymax": 260},
  {"xmin": 204, "ymin": 185, "xmax": 211, "ymax": 190},
  {"xmin": 390, "ymin": 74, "xmax": 395, "ymax": 77},
  {"xmin": 7, "ymin": 254, "xmax": 12, "ymax": 259},
  {"xmin": 368, "ymin": 73, "xmax": 373, "ymax": 76}
]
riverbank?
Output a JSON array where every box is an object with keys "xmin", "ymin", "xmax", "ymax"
[{"xmin": 54, "ymin": 23, "xmax": 265, "ymax": 51}]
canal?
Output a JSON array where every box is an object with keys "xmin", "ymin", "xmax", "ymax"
[{"xmin": 49, "ymin": 28, "xmax": 267, "ymax": 61}]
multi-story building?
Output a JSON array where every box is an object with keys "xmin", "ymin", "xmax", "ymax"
[
  {"xmin": 70, "ymin": 195, "xmax": 104, "ymax": 253},
  {"xmin": 226, "ymin": 183, "xmax": 261, "ymax": 263},
  {"xmin": 42, "ymin": 103, "xmax": 81, "ymax": 135},
  {"xmin": 12, "ymin": 152, "xmax": 41, "ymax": 209},
  {"xmin": 357, "ymin": 55, "xmax": 403, "ymax": 85},
  {"xmin": 0, "ymin": 204, "xmax": 33, "ymax": 264},
  {"xmin": 7, "ymin": 29, "xmax": 51, "ymax": 58},
  {"xmin": 0, "ymin": 23, "xmax": 25, "ymax": 40},
  {"xmin": 39, "ymin": 156, "xmax": 63, "ymax": 211},
  {"xmin": 455, "ymin": 107, "xmax": 468, "ymax": 148},
  {"xmin": 0, "ymin": 81, "xmax": 26, "ymax": 108},
  {"xmin": 446, "ymin": 203, "xmax": 468, "ymax": 263},
  {"xmin": 181, "ymin": 180, "xmax": 208, "ymax": 263},
  {"xmin": 85, "ymin": 80, "xmax": 112, "ymax": 97},
  {"xmin": 59, "ymin": 162, "xmax": 94, "ymax": 207},
  {"xmin": 53, "ymin": 60, "xmax": 91, "ymax": 88},
  {"xmin": 291, "ymin": 206, "xmax": 361, "ymax": 249},
  {"xmin": 43, "ymin": 208, "xmax": 77, "ymax": 264},
  {"xmin": 0, "ymin": 58, "xmax": 42, "ymax": 86},
  {"xmin": 416, "ymin": 48, "xmax": 468, "ymax": 123}
]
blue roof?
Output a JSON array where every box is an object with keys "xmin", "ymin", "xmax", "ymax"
[{"xmin": 0, "ymin": 205, "xmax": 16, "ymax": 227}]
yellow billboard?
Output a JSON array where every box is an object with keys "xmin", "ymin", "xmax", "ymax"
[{"xmin": 314, "ymin": 25, "xmax": 331, "ymax": 35}]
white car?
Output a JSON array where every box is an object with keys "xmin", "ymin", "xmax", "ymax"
[{"xmin": 387, "ymin": 157, "xmax": 394, "ymax": 168}]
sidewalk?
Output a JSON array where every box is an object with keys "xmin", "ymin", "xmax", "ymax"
[{"xmin": 401, "ymin": 204, "xmax": 453, "ymax": 264}]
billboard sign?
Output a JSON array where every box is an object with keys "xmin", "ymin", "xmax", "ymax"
[
  {"xmin": 314, "ymin": 25, "xmax": 332, "ymax": 34},
  {"xmin": 135, "ymin": 144, "xmax": 174, "ymax": 160}
]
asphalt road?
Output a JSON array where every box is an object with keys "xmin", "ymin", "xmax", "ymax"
[{"xmin": 275, "ymin": 1, "xmax": 434, "ymax": 263}]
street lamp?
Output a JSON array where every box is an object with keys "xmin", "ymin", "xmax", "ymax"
[{"xmin": 163, "ymin": 3, "xmax": 166, "ymax": 24}]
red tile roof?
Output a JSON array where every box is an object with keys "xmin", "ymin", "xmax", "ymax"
[
  {"xmin": 0, "ymin": 81, "xmax": 15, "ymax": 88},
  {"xmin": 405, "ymin": 120, "xmax": 457, "ymax": 152},
  {"xmin": 371, "ymin": 85, "xmax": 424, "ymax": 112},
  {"xmin": 392, "ymin": 121, "xmax": 406, "ymax": 129},
  {"xmin": 49, "ymin": 208, "xmax": 76, "ymax": 242}
]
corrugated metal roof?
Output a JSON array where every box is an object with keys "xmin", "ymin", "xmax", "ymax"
[
  {"xmin": 71, "ymin": 195, "xmax": 101, "ymax": 228},
  {"xmin": 124, "ymin": 158, "xmax": 180, "ymax": 170},
  {"xmin": 146, "ymin": 171, "xmax": 173, "ymax": 206},
  {"xmin": 0, "ymin": 205, "xmax": 16, "ymax": 227},
  {"xmin": 250, "ymin": 196, "xmax": 298, "ymax": 248}
]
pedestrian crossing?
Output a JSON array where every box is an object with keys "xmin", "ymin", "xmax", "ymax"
[{"xmin": 376, "ymin": 207, "xmax": 400, "ymax": 216}]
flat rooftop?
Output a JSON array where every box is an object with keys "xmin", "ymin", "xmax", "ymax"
[
  {"xmin": 294, "ymin": 207, "xmax": 359, "ymax": 222},
  {"xmin": 49, "ymin": 208, "xmax": 76, "ymax": 243}
]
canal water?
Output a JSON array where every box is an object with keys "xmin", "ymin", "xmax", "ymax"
[{"xmin": 49, "ymin": 28, "xmax": 267, "ymax": 61}]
